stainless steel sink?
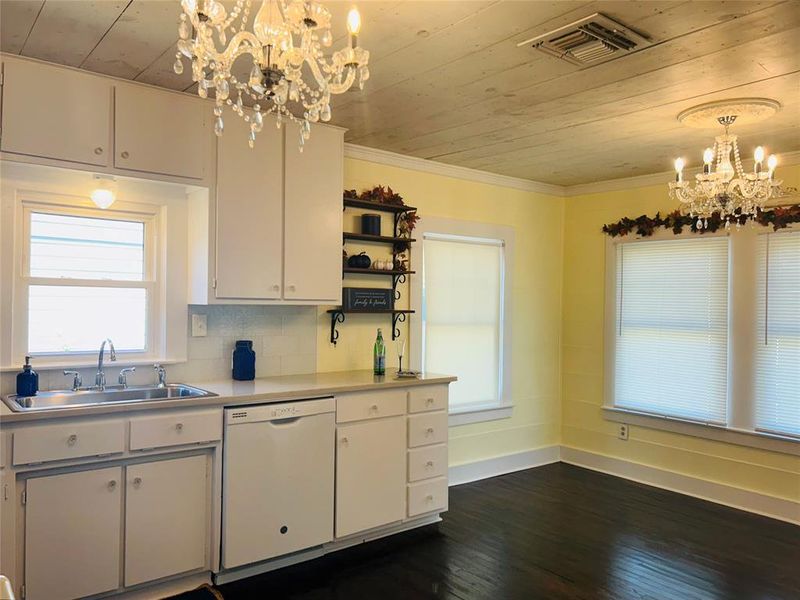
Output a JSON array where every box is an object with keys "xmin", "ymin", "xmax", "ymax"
[{"xmin": 4, "ymin": 384, "xmax": 217, "ymax": 412}]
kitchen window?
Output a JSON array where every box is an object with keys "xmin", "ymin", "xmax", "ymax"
[
  {"xmin": 604, "ymin": 227, "xmax": 799, "ymax": 455},
  {"xmin": 411, "ymin": 217, "xmax": 513, "ymax": 425},
  {"xmin": 5, "ymin": 194, "xmax": 166, "ymax": 368}
]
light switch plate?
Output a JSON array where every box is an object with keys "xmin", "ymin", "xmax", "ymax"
[{"xmin": 191, "ymin": 313, "xmax": 208, "ymax": 337}]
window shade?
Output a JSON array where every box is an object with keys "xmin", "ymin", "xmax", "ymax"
[
  {"xmin": 614, "ymin": 237, "xmax": 729, "ymax": 424},
  {"xmin": 756, "ymin": 231, "xmax": 800, "ymax": 437},
  {"xmin": 423, "ymin": 234, "xmax": 504, "ymax": 410}
]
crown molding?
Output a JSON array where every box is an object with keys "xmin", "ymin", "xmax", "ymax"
[
  {"xmin": 563, "ymin": 150, "xmax": 800, "ymax": 197},
  {"xmin": 343, "ymin": 143, "xmax": 565, "ymax": 197}
]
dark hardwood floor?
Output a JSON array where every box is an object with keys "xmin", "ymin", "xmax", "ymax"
[{"xmin": 215, "ymin": 463, "xmax": 800, "ymax": 600}]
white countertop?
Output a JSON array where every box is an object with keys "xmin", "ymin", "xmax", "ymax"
[{"xmin": 0, "ymin": 370, "xmax": 456, "ymax": 424}]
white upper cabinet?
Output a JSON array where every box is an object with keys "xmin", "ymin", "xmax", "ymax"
[
  {"xmin": 114, "ymin": 83, "xmax": 207, "ymax": 180},
  {"xmin": 215, "ymin": 112, "xmax": 284, "ymax": 300},
  {"xmin": 284, "ymin": 122, "xmax": 344, "ymax": 303},
  {"xmin": 1, "ymin": 58, "xmax": 111, "ymax": 166}
]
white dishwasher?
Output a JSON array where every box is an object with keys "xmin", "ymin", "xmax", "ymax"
[{"xmin": 222, "ymin": 397, "xmax": 335, "ymax": 569}]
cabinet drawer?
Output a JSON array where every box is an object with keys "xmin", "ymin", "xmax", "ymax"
[
  {"xmin": 407, "ymin": 477, "xmax": 448, "ymax": 517},
  {"xmin": 129, "ymin": 410, "xmax": 221, "ymax": 451},
  {"xmin": 407, "ymin": 411, "xmax": 448, "ymax": 448},
  {"xmin": 336, "ymin": 390, "xmax": 406, "ymax": 423},
  {"xmin": 408, "ymin": 385, "xmax": 448, "ymax": 413},
  {"xmin": 408, "ymin": 444, "xmax": 447, "ymax": 482},
  {"xmin": 13, "ymin": 420, "xmax": 125, "ymax": 465}
]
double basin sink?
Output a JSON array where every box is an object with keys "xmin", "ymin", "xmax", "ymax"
[{"xmin": 4, "ymin": 384, "xmax": 217, "ymax": 413}]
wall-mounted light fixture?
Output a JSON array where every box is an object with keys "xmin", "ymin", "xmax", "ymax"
[{"xmin": 90, "ymin": 174, "xmax": 117, "ymax": 209}]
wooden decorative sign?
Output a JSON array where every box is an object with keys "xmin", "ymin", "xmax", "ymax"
[{"xmin": 342, "ymin": 288, "xmax": 394, "ymax": 311}]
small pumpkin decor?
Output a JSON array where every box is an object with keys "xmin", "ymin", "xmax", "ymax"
[{"xmin": 347, "ymin": 252, "xmax": 371, "ymax": 269}]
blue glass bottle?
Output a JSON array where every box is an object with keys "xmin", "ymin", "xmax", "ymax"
[{"xmin": 232, "ymin": 340, "xmax": 256, "ymax": 381}]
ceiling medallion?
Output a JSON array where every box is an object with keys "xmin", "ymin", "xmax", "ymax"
[
  {"xmin": 669, "ymin": 98, "xmax": 788, "ymax": 228},
  {"xmin": 175, "ymin": 0, "xmax": 370, "ymax": 149}
]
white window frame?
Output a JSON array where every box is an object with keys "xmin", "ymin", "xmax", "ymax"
[
  {"xmin": 410, "ymin": 216, "xmax": 514, "ymax": 426},
  {"xmin": 603, "ymin": 224, "xmax": 800, "ymax": 456}
]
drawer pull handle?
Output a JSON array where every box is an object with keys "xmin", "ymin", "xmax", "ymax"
[
  {"xmin": 108, "ymin": 480, "xmax": 117, "ymax": 491},
  {"xmin": 67, "ymin": 434, "xmax": 78, "ymax": 446},
  {"xmin": 133, "ymin": 477, "xmax": 142, "ymax": 488},
  {"xmin": 121, "ymin": 151, "xmax": 130, "ymax": 159},
  {"xmin": 426, "ymin": 427, "xmax": 434, "ymax": 435},
  {"xmin": 94, "ymin": 146, "xmax": 103, "ymax": 155},
  {"xmin": 426, "ymin": 461, "xmax": 434, "ymax": 468},
  {"xmin": 175, "ymin": 423, "xmax": 184, "ymax": 432}
]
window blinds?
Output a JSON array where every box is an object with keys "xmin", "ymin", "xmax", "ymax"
[
  {"xmin": 756, "ymin": 231, "xmax": 800, "ymax": 437},
  {"xmin": 423, "ymin": 234, "xmax": 504, "ymax": 410},
  {"xmin": 614, "ymin": 237, "xmax": 729, "ymax": 424}
]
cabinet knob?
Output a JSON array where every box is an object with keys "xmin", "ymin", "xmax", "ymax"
[
  {"xmin": 94, "ymin": 146, "xmax": 103, "ymax": 155},
  {"xmin": 67, "ymin": 434, "xmax": 78, "ymax": 446},
  {"xmin": 426, "ymin": 461, "xmax": 434, "ymax": 468},
  {"xmin": 133, "ymin": 477, "xmax": 142, "ymax": 488},
  {"xmin": 341, "ymin": 436, "xmax": 348, "ymax": 445},
  {"xmin": 120, "ymin": 151, "xmax": 130, "ymax": 159},
  {"xmin": 426, "ymin": 398, "xmax": 434, "ymax": 405},
  {"xmin": 287, "ymin": 284, "xmax": 296, "ymax": 292},
  {"xmin": 175, "ymin": 422, "xmax": 184, "ymax": 432},
  {"xmin": 426, "ymin": 427, "xmax": 434, "ymax": 435},
  {"xmin": 108, "ymin": 480, "xmax": 117, "ymax": 491},
  {"xmin": 425, "ymin": 494, "xmax": 434, "ymax": 502},
  {"xmin": 272, "ymin": 284, "xmax": 280, "ymax": 291},
  {"xmin": 370, "ymin": 404, "xmax": 378, "ymax": 412}
]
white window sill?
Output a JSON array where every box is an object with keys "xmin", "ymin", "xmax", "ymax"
[
  {"xmin": 603, "ymin": 406, "xmax": 800, "ymax": 456},
  {"xmin": 449, "ymin": 404, "xmax": 513, "ymax": 426}
]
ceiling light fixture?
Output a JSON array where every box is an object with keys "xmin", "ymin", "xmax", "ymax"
[
  {"xmin": 668, "ymin": 98, "xmax": 789, "ymax": 228},
  {"xmin": 90, "ymin": 175, "xmax": 117, "ymax": 209},
  {"xmin": 174, "ymin": 0, "xmax": 370, "ymax": 149}
]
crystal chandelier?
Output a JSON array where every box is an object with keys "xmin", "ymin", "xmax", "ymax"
[
  {"xmin": 174, "ymin": 0, "xmax": 370, "ymax": 148},
  {"xmin": 668, "ymin": 99, "xmax": 786, "ymax": 228}
]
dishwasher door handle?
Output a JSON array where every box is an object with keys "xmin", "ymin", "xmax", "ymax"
[{"xmin": 268, "ymin": 416, "xmax": 303, "ymax": 426}]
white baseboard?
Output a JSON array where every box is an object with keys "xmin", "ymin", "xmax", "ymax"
[
  {"xmin": 448, "ymin": 445, "xmax": 561, "ymax": 486},
  {"xmin": 560, "ymin": 446, "xmax": 800, "ymax": 526}
]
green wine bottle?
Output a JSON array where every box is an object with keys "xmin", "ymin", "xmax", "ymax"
[{"xmin": 373, "ymin": 328, "xmax": 386, "ymax": 376}]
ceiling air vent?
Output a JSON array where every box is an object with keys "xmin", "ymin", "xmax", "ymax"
[{"xmin": 517, "ymin": 13, "xmax": 651, "ymax": 67}]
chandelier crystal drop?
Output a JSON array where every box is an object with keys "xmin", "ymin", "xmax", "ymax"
[
  {"xmin": 668, "ymin": 102, "xmax": 787, "ymax": 228},
  {"xmin": 175, "ymin": 0, "xmax": 370, "ymax": 149}
]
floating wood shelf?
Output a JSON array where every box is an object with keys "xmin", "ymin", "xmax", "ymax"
[
  {"xmin": 343, "ymin": 268, "xmax": 416, "ymax": 276},
  {"xmin": 343, "ymin": 198, "xmax": 417, "ymax": 213},
  {"xmin": 343, "ymin": 232, "xmax": 416, "ymax": 244}
]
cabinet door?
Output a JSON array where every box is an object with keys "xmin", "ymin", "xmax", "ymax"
[
  {"xmin": 25, "ymin": 467, "xmax": 122, "ymax": 600},
  {"xmin": 1, "ymin": 59, "xmax": 111, "ymax": 166},
  {"xmin": 114, "ymin": 84, "xmax": 207, "ymax": 179},
  {"xmin": 283, "ymin": 123, "xmax": 343, "ymax": 302},
  {"xmin": 125, "ymin": 455, "xmax": 208, "ymax": 587},
  {"xmin": 215, "ymin": 112, "xmax": 283, "ymax": 300},
  {"xmin": 336, "ymin": 416, "xmax": 406, "ymax": 537}
]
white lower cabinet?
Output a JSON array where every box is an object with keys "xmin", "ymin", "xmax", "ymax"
[
  {"xmin": 335, "ymin": 416, "xmax": 406, "ymax": 537},
  {"xmin": 22, "ymin": 453, "xmax": 212, "ymax": 599},
  {"xmin": 125, "ymin": 455, "xmax": 209, "ymax": 587},
  {"xmin": 25, "ymin": 467, "xmax": 123, "ymax": 600}
]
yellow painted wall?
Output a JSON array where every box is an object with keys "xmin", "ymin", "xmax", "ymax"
[
  {"xmin": 316, "ymin": 157, "xmax": 565, "ymax": 467},
  {"xmin": 561, "ymin": 164, "xmax": 800, "ymax": 502}
]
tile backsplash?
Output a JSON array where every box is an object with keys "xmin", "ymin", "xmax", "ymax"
[{"xmin": 1, "ymin": 305, "xmax": 318, "ymax": 395}]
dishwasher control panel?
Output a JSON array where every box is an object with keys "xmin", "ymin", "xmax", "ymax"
[{"xmin": 225, "ymin": 396, "xmax": 335, "ymax": 424}]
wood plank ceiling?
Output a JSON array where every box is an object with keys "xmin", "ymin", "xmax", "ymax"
[{"xmin": 2, "ymin": 0, "xmax": 799, "ymax": 186}]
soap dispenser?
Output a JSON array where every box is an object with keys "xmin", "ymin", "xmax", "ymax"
[{"xmin": 16, "ymin": 355, "xmax": 39, "ymax": 397}]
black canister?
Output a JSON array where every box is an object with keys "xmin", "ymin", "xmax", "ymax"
[
  {"xmin": 361, "ymin": 214, "xmax": 381, "ymax": 236},
  {"xmin": 232, "ymin": 340, "xmax": 256, "ymax": 381},
  {"xmin": 16, "ymin": 355, "xmax": 38, "ymax": 397}
]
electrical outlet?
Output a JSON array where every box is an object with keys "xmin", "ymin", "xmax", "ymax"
[
  {"xmin": 191, "ymin": 313, "xmax": 208, "ymax": 337},
  {"xmin": 617, "ymin": 424, "xmax": 629, "ymax": 440}
]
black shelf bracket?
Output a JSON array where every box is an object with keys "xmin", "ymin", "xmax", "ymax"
[
  {"xmin": 329, "ymin": 311, "xmax": 346, "ymax": 345},
  {"xmin": 392, "ymin": 273, "xmax": 407, "ymax": 301},
  {"xmin": 392, "ymin": 311, "xmax": 407, "ymax": 341}
]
